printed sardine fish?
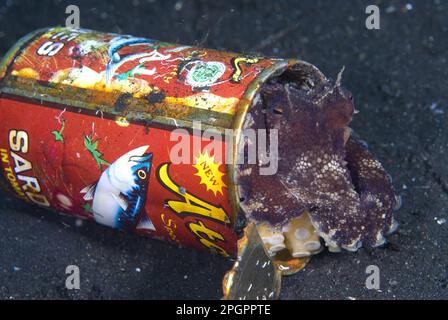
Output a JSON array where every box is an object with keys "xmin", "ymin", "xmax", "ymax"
[{"xmin": 81, "ymin": 145, "xmax": 155, "ymax": 231}]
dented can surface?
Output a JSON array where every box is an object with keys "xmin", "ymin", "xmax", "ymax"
[{"xmin": 0, "ymin": 27, "xmax": 300, "ymax": 258}]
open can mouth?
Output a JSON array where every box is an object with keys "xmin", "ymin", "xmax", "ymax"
[{"xmin": 222, "ymin": 61, "xmax": 329, "ymax": 299}]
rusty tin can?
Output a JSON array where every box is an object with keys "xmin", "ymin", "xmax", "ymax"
[{"xmin": 0, "ymin": 27, "xmax": 311, "ymax": 299}]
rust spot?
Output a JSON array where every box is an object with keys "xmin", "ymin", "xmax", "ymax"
[
  {"xmin": 145, "ymin": 90, "xmax": 166, "ymax": 104},
  {"xmin": 114, "ymin": 93, "xmax": 133, "ymax": 113}
]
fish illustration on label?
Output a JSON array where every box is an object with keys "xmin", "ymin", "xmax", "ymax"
[
  {"xmin": 105, "ymin": 36, "xmax": 170, "ymax": 85},
  {"xmin": 81, "ymin": 145, "xmax": 155, "ymax": 231}
]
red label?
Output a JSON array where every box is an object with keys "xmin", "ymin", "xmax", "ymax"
[
  {"xmin": 10, "ymin": 28, "xmax": 275, "ymax": 115},
  {"xmin": 0, "ymin": 96, "xmax": 237, "ymax": 256}
]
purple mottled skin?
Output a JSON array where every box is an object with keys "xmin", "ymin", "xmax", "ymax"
[{"xmin": 238, "ymin": 66, "xmax": 398, "ymax": 251}]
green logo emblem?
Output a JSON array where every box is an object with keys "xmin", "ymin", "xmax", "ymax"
[{"xmin": 187, "ymin": 61, "xmax": 225, "ymax": 88}]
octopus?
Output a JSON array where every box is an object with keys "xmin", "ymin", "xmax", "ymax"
[{"xmin": 238, "ymin": 62, "xmax": 400, "ymax": 256}]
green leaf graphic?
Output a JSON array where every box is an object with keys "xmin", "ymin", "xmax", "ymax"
[
  {"xmin": 83, "ymin": 202, "xmax": 92, "ymax": 213},
  {"xmin": 51, "ymin": 120, "xmax": 65, "ymax": 143},
  {"xmin": 84, "ymin": 135, "xmax": 110, "ymax": 170}
]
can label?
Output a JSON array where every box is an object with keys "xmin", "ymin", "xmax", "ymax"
[
  {"xmin": 8, "ymin": 28, "xmax": 276, "ymax": 115},
  {"xmin": 0, "ymin": 96, "xmax": 237, "ymax": 256},
  {"xmin": 0, "ymin": 27, "xmax": 284, "ymax": 257}
]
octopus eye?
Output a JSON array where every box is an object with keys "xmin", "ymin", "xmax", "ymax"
[
  {"xmin": 137, "ymin": 169, "xmax": 147, "ymax": 180},
  {"xmin": 273, "ymin": 105, "xmax": 283, "ymax": 115}
]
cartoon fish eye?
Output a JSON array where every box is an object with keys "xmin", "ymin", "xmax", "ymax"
[{"xmin": 137, "ymin": 169, "xmax": 147, "ymax": 180}]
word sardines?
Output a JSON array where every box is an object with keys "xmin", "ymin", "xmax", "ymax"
[{"xmin": 0, "ymin": 28, "xmax": 399, "ymax": 299}]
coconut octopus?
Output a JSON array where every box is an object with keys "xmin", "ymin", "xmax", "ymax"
[{"xmin": 237, "ymin": 63, "xmax": 400, "ymax": 257}]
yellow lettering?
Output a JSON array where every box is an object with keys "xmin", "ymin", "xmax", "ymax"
[
  {"xmin": 188, "ymin": 220, "xmax": 229, "ymax": 257},
  {"xmin": 17, "ymin": 175, "xmax": 41, "ymax": 192},
  {"xmin": 1, "ymin": 149, "xmax": 8, "ymax": 164},
  {"xmin": 26, "ymin": 192, "xmax": 50, "ymax": 207},
  {"xmin": 9, "ymin": 130, "xmax": 28, "ymax": 153},
  {"xmin": 10, "ymin": 151, "xmax": 32, "ymax": 174},
  {"xmin": 4, "ymin": 166, "xmax": 27, "ymax": 199},
  {"xmin": 158, "ymin": 163, "xmax": 230, "ymax": 224}
]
